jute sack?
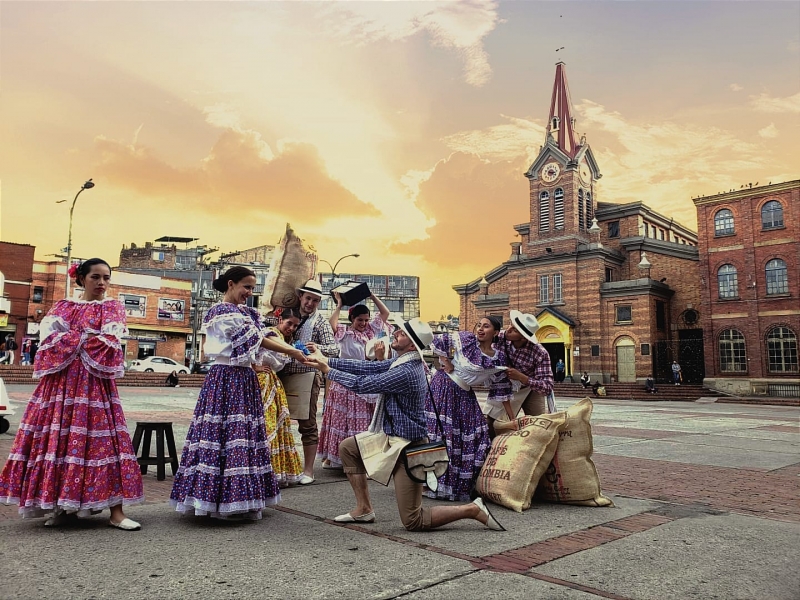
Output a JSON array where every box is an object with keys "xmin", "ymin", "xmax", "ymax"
[
  {"xmin": 263, "ymin": 223, "xmax": 317, "ymax": 311},
  {"xmin": 534, "ymin": 397, "xmax": 613, "ymax": 507},
  {"xmin": 476, "ymin": 412, "xmax": 566, "ymax": 512}
]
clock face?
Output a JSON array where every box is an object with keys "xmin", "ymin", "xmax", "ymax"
[
  {"xmin": 541, "ymin": 162, "xmax": 561, "ymax": 183},
  {"xmin": 579, "ymin": 162, "xmax": 591, "ymax": 184}
]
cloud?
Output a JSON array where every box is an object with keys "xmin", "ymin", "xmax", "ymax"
[
  {"xmin": 441, "ymin": 115, "xmax": 545, "ymax": 162},
  {"xmin": 92, "ymin": 130, "xmax": 378, "ymax": 223},
  {"xmin": 749, "ymin": 91, "xmax": 800, "ymax": 114},
  {"xmin": 729, "ymin": 83, "xmax": 743, "ymax": 92},
  {"xmin": 758, "ymin": 123, "xmax": 779, "ymax": 138},
  {"xmin": 318, "ymin": 0, "xmax": 500, "ymax": 86}
]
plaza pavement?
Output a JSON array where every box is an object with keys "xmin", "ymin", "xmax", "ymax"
[{"xmin": 0, "ymin": 384, "xmax": 798, "ymax": 599}]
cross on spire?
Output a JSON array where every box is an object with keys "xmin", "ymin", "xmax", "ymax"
[{"xmin": 546, "ymin": 61, "xmax": 579, "ymax": 158}]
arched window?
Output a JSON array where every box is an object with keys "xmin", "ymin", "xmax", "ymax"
[
  {"xmin": 553, "ymin": 188, "xmax": 564, "ymax": 230},
  {"xmin": 761, "ymin": 201, "xmax": 784, "ymax": 230},
  {"xmin": 717, "ymin": 264, "xmax": 738, "ymax": 299},
  {"xmin": 539, "ymin": 191, "xmax": 550, "ymax": 232},
  {"xmin": 578, "ymin": 189, "xmax": 585, "ymax": 231},
  {"xmin": 552, "ymin": 117, "xmax": 560, "ymax": 130},
  {"xmin": 586, "ymin": 192, "xmax": 593, "ymax": 226},
  {"xmin": 719, "ymin": 329, "xmax": 747, "ymax": 372},
  {"xmin": 767, "ymin": 326, "xmax": 799, "ymax": 373},
  {"xmin": 714, "ymin": 209, "xmax": 735, "ymax": 236},
  {"xmin": 766, "ymin": 259, "xmax": 789, "ymax": 295}
]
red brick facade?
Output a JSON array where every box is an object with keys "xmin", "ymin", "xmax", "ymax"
[
  {"xmin": 119, "ymin": 242, "xmax": 178, "ymax": 269},
  {"xmin": 0, "ymin": 242, "xmax": 35, "ymax": 363},
  {"xmin": 694, "ymin": 181, "xmax": 800, "ymax": 395}
]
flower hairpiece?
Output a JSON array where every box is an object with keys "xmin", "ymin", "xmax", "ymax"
[
  {"xmin": 67, "ymin": 262, "xmax": 81, "ymax": 280},
  {"xmin": 274, "ymin": 307, "xmax": 283, "ymax": 318}
]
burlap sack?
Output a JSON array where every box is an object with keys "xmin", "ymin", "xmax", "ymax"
[
  {"xmin": 535, "ymin": 398, "xmax": 613, "ymax": 507},
  {"xmin": 476, "ymin": 412, "xmax": 566, "ymax": 512},
  {"xmin": 263, "ymin": 223, "xmax": 317, "ymax": 310}
]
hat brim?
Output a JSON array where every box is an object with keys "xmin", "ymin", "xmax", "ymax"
[
  {"xmin": 401, "ymin": 321, "xmax": 427, "ymax": 359},
  {"xmin": 509, "ymin": 310, "xmax": 539, "ymax": 344},
  {"xmin": 296, "ymin": 287, "xmax": 323, "ymax": 299}
]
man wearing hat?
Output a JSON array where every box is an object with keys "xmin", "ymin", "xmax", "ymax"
[
  {"xmin": 280, "ymin": 279, "xmax": 340, "ymax": 485},
  {"xmin": 306, "ymin": 318, "xmax": 504, "ymax": 532}
]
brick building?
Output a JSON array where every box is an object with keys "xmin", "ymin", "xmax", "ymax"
[
  {"xmin": 0, "ymin": 242, "xmax": 35, "ymax": 363},
  {"xmin": 694, "ymin": 181, "xmax": 799, "ymax": 396},
  {"xmin": 454, "ymin": 62, "xmax": 703, "ymax": 385}
]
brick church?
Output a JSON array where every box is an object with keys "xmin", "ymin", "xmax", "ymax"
[{"xmin": 454, "ymin": 62, "xmax": 704, "ymax": 385}]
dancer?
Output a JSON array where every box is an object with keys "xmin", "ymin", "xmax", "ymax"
[
  {"xmin": 169, "ymin": 267, "xmax": 307, "ymax": 520},
  {"xmin": 425, "ymin": 316, "xmax": 510, "ymax": 501},
  {"xmin": 253, "ymin": 307, "xmax": 303, "ymax": 487},
  {"xmin": 0, "ymin": 258, "xmax": 144, "ymax": 530},
  {"xmin": 317, "ymin": 291, "xmax": 392, "ymax": 469}
]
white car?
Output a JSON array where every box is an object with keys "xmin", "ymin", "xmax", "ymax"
[{"xmin": 128, "ymin": 356, "xmax": 189, "ymax": 374}]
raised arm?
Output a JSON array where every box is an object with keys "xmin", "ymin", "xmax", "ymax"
[
  {"xmin": 370, "ymin": 293, "xmax": 391, "ymax": 323},
  {"xmin": 329, "ymin": 291, "xmax": 343, "ymax": 331}
]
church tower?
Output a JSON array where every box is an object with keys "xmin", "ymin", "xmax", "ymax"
[{"xmin": 525, "ymin": 62, "xmax": 601, "ymax": 248}]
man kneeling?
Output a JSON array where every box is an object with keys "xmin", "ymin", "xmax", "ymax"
[{"xmin": 306, "ymin": 318, "xmax": 504, "ymax": 532}]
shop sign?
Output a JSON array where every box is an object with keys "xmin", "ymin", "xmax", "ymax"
[
  {"xmin": 158, "ymin": 298, "xmax": 185, "ymax": 321},
  {"xmin": 0, "ymin": 314, "xmax": 7, "ymax": 327},
  {"xmin": 119, "ymin": 294, "xmax": 147, "ymax": 318}
]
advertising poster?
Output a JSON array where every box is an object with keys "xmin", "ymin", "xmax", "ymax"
[
  {"xmin": 158, "ymin": 298, "xmax": 185, "ymax": 321},
  {"xmin": 119, "ymin": 294, "xmax": 146, "ymax": 319}
]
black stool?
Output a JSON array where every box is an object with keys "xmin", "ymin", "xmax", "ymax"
[{"xmin": 131, "ymin": 422, "xmax": 180, "ymax": 481}]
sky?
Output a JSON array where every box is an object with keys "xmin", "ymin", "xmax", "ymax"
[{"xmin": 1, "ymin": 1, "xmax": 798, "ymax": 320}]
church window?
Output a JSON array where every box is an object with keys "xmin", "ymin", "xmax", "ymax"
[
  {"xmin": 615, "ymin": 305, "xmax": 632, "ymax": 323},
  {"xmin": 552, "ymin": 117, "xmax": 559, "ymax": 129},
  {"xmin": 719, "ymin": 329, "xmax": 747, "ymax": 373},
  {"xmin": 641, "ymin": 344, "xmax": 650, "ymax": 356},
  {"xmin": 761, "ymin": 201, "xmax": 784, "ymax": 230},
  {"xmin": 608, "ymin": 221, "xmax": 620, "ymax": 238},
  {"xmin": 656, "ymin": 300, "xmax": 666, "ymax": 331},
  {"xmin": 714, "ymin": 209, "xmax": 735, "ymax": 236},
  {"xmin": 591, "ymin": 345, "xmax": 600, "ymax": 357},
  {"xmin": 767, "ymin": 326, "xmax": 798, "ymax": 373},
  {"xmin": 586, "ymin": 192, "xmax": 593, "ymax": 225},
  {"xmin": 605, "ymin": 267, "xmax": 614, "ymax": 283},
  {"xmin": 578, "ymin": 190, "xmax": 585, "ymax": 231},
  {"xmin": 717, "ymin": 264, "xmax": 739, "ymax": 299},
  {"xmin": 553, "ymin": 189, "xmax": 565, "ymax": 230},
  {"xmin": 766, "ymin": 259, "xmax": 789, "ymax": 295},
  {"xmin": 539, "ymin": 191, "xmax": 550, "ymax": 231},
  {"xmin": 553, "ymin": 273, "xmax": 563, "ymax": 302},
  {"xmin": 539, "ymin": 275, "xmax": 549, "ymax": 304}
]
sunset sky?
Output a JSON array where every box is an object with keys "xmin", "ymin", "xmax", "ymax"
[{"xmin": 1, "ymin": 1, "xmax": 798, "ymax": 320}]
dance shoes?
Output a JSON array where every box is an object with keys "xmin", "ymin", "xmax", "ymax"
[
  {"xmin": 334, "ymin": 511, "xmax": 376, "ymax": 523},
  {"xmin": 109, "ymin": 518, "xmax": 142, "ymax": 531},
  {"xmin": 472, "ymin": 497, "xmax": 506, "ymax": 531}
]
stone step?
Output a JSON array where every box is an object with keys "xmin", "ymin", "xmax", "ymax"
[{"xmin": 0, "ymin": 365, "xmax": 207, "ymax": 387}]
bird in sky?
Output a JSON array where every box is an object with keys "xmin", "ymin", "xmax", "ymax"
[{"xmin": 556, "ymin": 46, "xmax": 565, "ymax": 51}]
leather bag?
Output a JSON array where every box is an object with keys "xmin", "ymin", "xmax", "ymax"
[{"xmin": 401, "ymin": 382, "xmax": 449, "ymax": 492}]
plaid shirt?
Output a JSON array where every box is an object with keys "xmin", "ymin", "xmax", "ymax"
[
  {"xmin": 326, "ymin": 356, "xmax": 428, "ymax": 441},
  {"xmin": 283, "ymin": 311, "xmax": 339, "ymax": 374},
  {"xmin": 497, "ymin": 331, "xmax": 554, "ymax": 396}
]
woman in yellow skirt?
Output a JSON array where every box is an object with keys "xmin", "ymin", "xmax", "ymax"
[{"xmin": 254, "ymin": 307, "xmax": 304, "ymax": 487}]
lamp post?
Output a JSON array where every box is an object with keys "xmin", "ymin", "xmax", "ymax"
[
  {"xmin": 57, "ymin": 179, "xmax": 95, "ymax": 298},
  {"xmin": 319, "ymin": 253, "xmax": 360, "ymax": 279}
]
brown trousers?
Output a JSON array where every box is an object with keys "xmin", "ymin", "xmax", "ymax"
[
  {"xmin": 486, "ymin": 392, "xmax": 547, "ymax": 438},
  {"xmin": 298, "ymin": 372, "xmax": 322, "ymax": 446},
  {"xmin": 339, "ymin": 436, "xmax": 432, "ymax": 531}
]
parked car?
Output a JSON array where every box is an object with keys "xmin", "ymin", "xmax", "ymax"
[
  {"xmin": 192, "ymin": 361, "xmax": 214, "ymax": 375},
  {"xmin": 128, "ymin": 356, "xmax": 189, "ymax": 374}
]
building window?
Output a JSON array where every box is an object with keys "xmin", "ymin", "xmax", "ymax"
[
  {"xmin": 616, "ymin": 305, "xmax": 632, "ymax": 323},
  {"xmin": 719, "ymin": 329, "xmax": 747, "ymax": 372},
  {"xmin": 656, "ymin": 300, "xmax": 666, "ymax": 331},
  {"xmin": 717, "ymin": 264, "xmax": 739, "ymax": 299},
  {"xmin": 659, "ymin": 229, "xmax": 665, "ymax": 240},
  {"xmin": 591, "ymin": 345, "xmax": 600, "ymax": 357},
  {"xmin": 605, "ymin": 267, "xmax": 614, "ymax": 283},
  {"xmin": 767, "ymin": 326, "xmax": 799, "ymax": 373},
  {"xmin": 553, "ymin": 188, "xmax": 564, "ymax": 230},
  {"xmin": 641, "ymin": 343, "xmax": 650, "ymax": 356},
  {"xmin": 539, "ymin": 275, "xmax": 549, "ymax": 304},
  {"xmin": 32, "ymin": 286, "xmax": 44, "ymax": 303},
  {"xmin": 714, "ymin": 209, "xmax": 735, "ymax": 236},
  {"xmin": 578, "ymin": 190, "xmax": 585, "ymax": 231},
  {"xmin": 553, "ymin": 273, "xmax": 562, "ymax": 302},
  {"xmin": 539, "ymin": 191, "xmax": 550, "ymax": 232},
  {"xmin": 608, "ymin": 221, "xmax": 620, "ymax": 238},
  {"xmin": 761, "ymin": 200, "xmax": 784, "ymax": 230},
  {"xmin": 586, "ymin": 192, "xmax": 593, "ymax": 226},
  {"xmin": 766, "ymin": 259, "xmax": 789, "ymax": 295}
]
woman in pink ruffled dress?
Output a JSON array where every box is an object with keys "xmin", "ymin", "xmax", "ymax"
[{"xmin": 0, "ymin": 258, "xmax": 144, "ymax": 530}]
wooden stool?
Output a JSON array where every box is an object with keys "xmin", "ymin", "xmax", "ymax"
[{"xmin": 131, "ymin": 422, "xmax": 180, "ymax": 481}]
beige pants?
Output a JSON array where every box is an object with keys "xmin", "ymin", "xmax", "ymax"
[
  {"xmin": 486, "ymin": 389, "xmax": 547, "ymax": 438},
  {"xmin": 339, "ymin": 436, "xmax": 432, "ymax": 531}
]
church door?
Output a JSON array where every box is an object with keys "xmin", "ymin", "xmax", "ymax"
[{"xmin": 616, "ymin": 344, "xmax": 636, "ymax": 382}]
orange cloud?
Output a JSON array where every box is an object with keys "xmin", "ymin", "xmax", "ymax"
[
  {"xmin": 395, "ymin": 152, "xmax": 530, "ymax": 268},
  {"xmin": 92, "ymin": 130, "xmax": 379, "ymax": 222}
]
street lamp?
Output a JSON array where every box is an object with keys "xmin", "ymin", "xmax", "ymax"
[
  {"xmin": 56, "ymin": 178, "xmax": 95, "ymax": 298},
  {"xmin": 319, "ymin": 253, "xmax": 360, "ymax": 278}
]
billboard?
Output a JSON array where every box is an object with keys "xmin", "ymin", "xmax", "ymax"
[
  {"xmin": 158, "ymin": 298, "xmax": 185, "ymax": 322},
  {"xmin": 119, "ymin": 294, "xmax": 146, "ymax": 319}
]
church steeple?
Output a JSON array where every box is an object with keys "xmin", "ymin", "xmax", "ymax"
[{"xmin": 546, "ymin": 61, "xmax": 579, "ymax": 159}]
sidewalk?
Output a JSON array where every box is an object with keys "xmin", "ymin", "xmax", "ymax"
[{"xmin": 1, "ymin": 385, "xmax": 798, "ymax": 599}]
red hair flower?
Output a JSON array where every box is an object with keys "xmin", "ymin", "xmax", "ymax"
[
  {"xmin": 67, "ymin": 262, "xmax": 80, "ymax": 280},
  {"xmin": 274, "ymin": 307, "xmax": 283, "ymax": 318}
]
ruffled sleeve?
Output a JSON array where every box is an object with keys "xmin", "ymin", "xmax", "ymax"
[
  {"xmin": 203, "ymin": 304, "xmax": 264, "ymax": 366},
  {"xmin": 333, "ymin": 323, "xmax": 348, "ymax": 342},
  {"xmin": 430, "ymin": 331, "xmax": 456, "ymax": 357},
  {"xmin": 33, "ymin": 301, "xmax": 82, "ymax": 378},
  {"xmin": 260, "ymin": 328, "xmax": 292, "ymax": 372},
  {"xmin": 81, "ymin": 300, "xmax": 127, "ymax": 379}
]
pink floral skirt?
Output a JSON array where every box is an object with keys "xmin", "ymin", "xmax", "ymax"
[{"xmin": 317, "ymin": 380, "xmax": 375, "ymax": 467}]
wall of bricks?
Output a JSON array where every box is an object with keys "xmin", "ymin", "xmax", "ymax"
[
  {"xmin": 0, "ymin": 242, "xmax": 35, "ymax": 360},
  {"xmin": 119, "ymin": 242, "xmax": 178, "ymax": 269}
]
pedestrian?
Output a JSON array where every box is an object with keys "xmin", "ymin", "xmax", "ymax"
[
  {"xmin": 0, "ymin": 258, "xmax": 144, "ymax": 530},
  {"xmin": 318, "ymin": 291, "xmax": 392, "ymax": 470},
  {"xmin": 278, "ymin": 279, "xmax": 340, "ymax": 485},
  {"xmin": 484, "ymin": 311, "xmax": 555, "ymax": 437},
  {"xmin": 425, "ymin": 316, "xmax": 509, "ymax": 501},
  {"xmin": 253, "ymin": 306, "xmax": 303, "ymax": 487},
  {"xmin": 21, "ymin": 339, "xmax": 32, "ymax": 366},
  {"xmin": 29, "ymin": 340, "xmax": 39, "ymax": 365},
  {"xmin": 554, "ymin": 358, "xmax": 566, "ymax": 382},
  {"xmin": 169, "ymin": 267, "xmax": 308, "ymax": 520},
  {"xmin": 0, "ymin": 341, "xmax": 7, "ymax": 365},
  {"xmin": 672, "ymin": 361, "xmax": 682, "ymax": 386},
  {"xmin": 580, "ymin": 371, "xmax": 591, "ymax": 388},
  {"xmin": 645, "ymin": 374, "xmax": 657, "ymax": 394},
  {"xmin": 305, "ymin": 318, "xmax": 504, "ymax": 532}
]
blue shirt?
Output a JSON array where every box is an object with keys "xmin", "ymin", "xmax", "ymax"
[{"xmin": 326, "ymin": 356, "xmax": 428, "ymax": 441}]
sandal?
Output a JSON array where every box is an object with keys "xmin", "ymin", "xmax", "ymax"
[{"xmin": 109, "ymin": 517, "xmax": 141, "ymax": 531}]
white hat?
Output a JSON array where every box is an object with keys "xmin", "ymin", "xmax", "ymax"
[
  {"xmin": 296, "ymin": 279, "xmax": 323, "ymax": 299},
  {"xmin": 509, "ymin": 310, "xmax": 540, "ymax": 344},
  {"xmin": 400, "ymin": 317, "xmax": 434, "ymax": 357}
]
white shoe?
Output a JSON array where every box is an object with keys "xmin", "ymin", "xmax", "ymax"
[
  {"xmin": 109, "ymin": 517, "xmax": 141, "ymax": 531},
  {"xmin": 472, "ymin": 497, "xmax": 505, "ymax": 531},
  {"xmin": 333, "ymin": 511, "xmax": 375, "ymax": 523},
  {"xmin": 298, "ymin": 475, "xmax": 315, "ymax": 485}
]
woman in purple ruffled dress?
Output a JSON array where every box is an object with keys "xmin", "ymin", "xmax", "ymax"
[
  {"xmin": 169, "ymin": 267, "xmax": 307, "ymax": 520},
  {"xmin": 425, "ymin": 316, "xmax": 511, "ymax": 501}
]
